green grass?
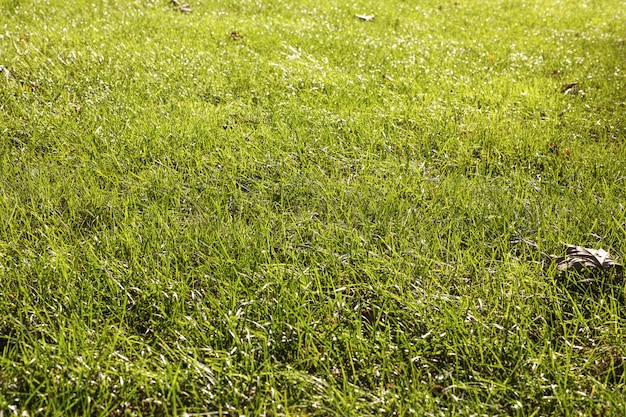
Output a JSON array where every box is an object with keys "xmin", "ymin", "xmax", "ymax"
[{"xmin": 1, "ymin": 0, "xmax": 626, "ymax": 415}]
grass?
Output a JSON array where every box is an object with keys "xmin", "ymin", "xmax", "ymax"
[{"xmin": 1, "ymin": 0, "xmax": 625, "ymax": 415}]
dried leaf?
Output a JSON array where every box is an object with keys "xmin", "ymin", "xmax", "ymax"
[
  {"xmin": 355, "ymin": 14, "xmax": 375, "ymax": 22},
  {"xmin": 548, "ymin": 142, "xmax": 559, "ymax": 154},
  {"xmin": 547, "ymin": 142, "xmax": 572, "ymax": 158},
  {"xmin": 230, "ymin": 31, "xmax": 244, "ymax": 41},
  {"xmin": 556, "ymin": 244, "xmax": 622, "ymax": 272},
  {"xmin": 560, "ymin": 82, "xmax": 583, "ymax": 96},
  {"xmin": 171, "ymin": 0, "xmax": 192, "ymax": 13}
]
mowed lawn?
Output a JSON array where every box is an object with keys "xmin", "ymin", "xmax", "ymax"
[{"xmin": 1, "ymin": 0, "xmax": 625, "ymax": 415}]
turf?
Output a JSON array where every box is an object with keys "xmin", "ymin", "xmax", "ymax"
[{"xmin": 1, "ymin": 0, "xmax": 625, "ymax": 415}]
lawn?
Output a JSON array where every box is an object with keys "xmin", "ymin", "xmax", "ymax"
[{"xmin": 1, "ymin": 0, "xmax": 625, "ymax": 415}]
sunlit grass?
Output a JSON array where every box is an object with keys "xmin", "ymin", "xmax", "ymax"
[{"xmin": 1, "ymin": 0, "xmax": 625, "ymax": 415}]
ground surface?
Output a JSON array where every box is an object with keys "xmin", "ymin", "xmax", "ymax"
[{"xmin": 1, "ymin": 0, "xmax": 626, "ymax": 415}]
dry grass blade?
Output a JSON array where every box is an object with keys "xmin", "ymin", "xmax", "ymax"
[
  {"xmin": 0, "ymin": 65, "xmax": 11, "ymax": 79},
  {"xmin": 556, "ymin": 244, "xmax": 622, "ymax": 272}
]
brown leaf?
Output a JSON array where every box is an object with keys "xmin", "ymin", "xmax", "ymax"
[
  {"xmin": 230, "ymin": 31, "xmax": 244, "ymax": 41},
  {"xmin": 547, "ymin": 142, "xmax": 572, "ymax": 158},
  {"xmin": 548, "ymin": 142, "xmax": 559, "ymax": 154},
  {"xmin": 560, "ymin": 82, "xmax": 580, "ymax": 95},
  {"xmin": 556, "ymin": 244, "xmax": 622, "ymax": 272},
  {"xmin": 171, "ymin": 0, "xmax": 192, "ymax": 13}
]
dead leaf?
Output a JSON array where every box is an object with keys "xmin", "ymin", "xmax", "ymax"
[
  {"xmin": 556, "ymin": 244, "xmax": 622, "ymax": 272},
  {"xmin": 548, "ymin": 142, "xmax": 559, "ymax": 154},
  {"xmin": 230, "ymin": 31, "xmax": 243, "ymax": 41},
  {"xmin": 171, "ymin": 0, "xmax": 192, "ymax": 13},
  {"xmin": 560, "ymin": 81, "xmax": 582, "ymax": 96},
  {"xmin": 547, "ymin": 142, "xmax": 571, "ymax": 158},
  {"xmin": 355, "ymin": 14, "xmax": 375, "ymax": 22}
]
